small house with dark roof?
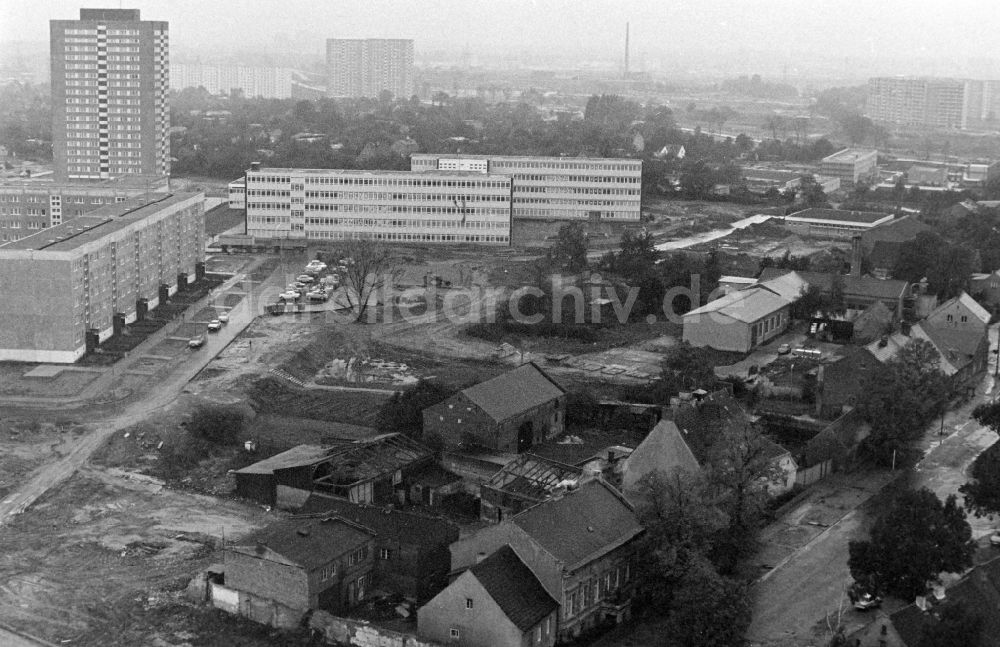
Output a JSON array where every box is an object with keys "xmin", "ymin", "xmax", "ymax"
[
  {"xmin": 297, "ymin": 493, "xmax": 459, "ymax": 603},
  {"xmin": 224, "ymin": 516, "xmax": 376, "ymax": 614},
  {"xmin": 423, "ymin": 362, "xmax": 566, "ymax": 453},
  {"xmin": 449, "ymin": 479, "xmax": 643, "ymax": 642},
  {"xmin": 418, "ymin": 545, "xmax": 559, "ymax": 647}
]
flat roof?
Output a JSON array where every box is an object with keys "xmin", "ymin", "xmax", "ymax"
[
  {"xmin": 785, "ymin": 208, "xmax": 893, "ymax": 225},
  {"xmin": 0, "ymin": 193, "xmax": 200, "ymax": 252},
  {"xmin": 411, "ymin": 153, "xmax": 641, "ymax": 164},
  {"xmin": 822, "ymin": 148, "xmax": 878, "ymax": 163},
  {"xmin": 250, "ymin": 167, "xmax": 511, "ymax": 178}
]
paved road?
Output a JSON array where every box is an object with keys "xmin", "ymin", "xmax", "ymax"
[
  {"xmin": 0, "ymin": 264, "xmax": 274, "ymax": 525},
  {"xmin": 749, "ymin": 333, "xmax": 1000, "ymax": 646}
]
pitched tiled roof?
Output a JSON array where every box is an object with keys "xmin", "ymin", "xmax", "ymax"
[
  {"xmin": 950, "ymin": 293, "xmax": 991, "ymax": 325},
  {"xmin": 297, "ymin": 494, "xmax": 459, "ymax": 548},
  {"xmin": 759, "ymin": 268, "xmax": 907, "ymax": 301},
  {"xmin": 233, "ymin": 516, "xmax": 374, "ymax": 570},
  {"xmin": 460, "ymin": 363, "xmax": 565, "ymax": 423},
  {"xmin": 622, "ymin": 420, "xmax": 701, "ymax": 491},
  {"xmin": 233, "ymin": 444, "xmax": 338, "ymax": 475},
  {"xmin": 758, "ymin": 271, "xmax": 809, "ymax": 301},
  {"xmin": 512, "ymin": 480, "xmax": 642, "ymax": 570},
  {"xmin": 918, "ymin": 324, "xmax": 984, "ymax": 373},
  {"xmin": 671, "ymin": 390, "xmax": 752, "ymax": 464},
  {"xmin": 470, "ymin": 545, "xmax": 558, "ymax": 631}
]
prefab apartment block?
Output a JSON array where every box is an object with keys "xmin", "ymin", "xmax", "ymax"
[{"xmin": 0, "ymin": 193, "xmax": 204, "ymax": 362}]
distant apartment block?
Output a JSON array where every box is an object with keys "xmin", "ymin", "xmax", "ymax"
[
  {"xmin": 866, "ymin": 77, "xmax": 968, "ymax": 129},
  {"xmin": 0, "ymin": 177, "xmax": 167, "ymax": 243},
  {"xmin": 819, "ymin": 148, "xmax": 878, "ymax": 188},
  {"xmin": 963, "ymin": 80, "xmax": 1000, "ymax": 128},
  {"xmin": 243, "ymin": 166, "xmax": 511, "ymax": 245},
  {"xmin": 326, "ymin": 39, "xmax": 413, "ymax": 99},
  {"xmin": 410, "ymin": 154, "xmax": 642, "ymax": 221},
  {"xmin": 50, "ymin": 9, "xmax": 170, "ymax": 182},
  {"xmin": 171, "ymin": 63, "xmax": 292, "ymax": 99},
  {"xmin": 0, "ymin": 193, "xmax": 205, "ymax": 363}
]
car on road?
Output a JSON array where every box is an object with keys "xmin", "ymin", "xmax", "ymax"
[
  {"xmin": 218, "ymin": 312, "xmax": 229, "ymax": 324},
  {"xmin": 777, "ymin": 343, "xmax": 791, "ymax": 355},
  {"xmin": 296, "ymin": 274, "xmax": 315, "ymax": 283},
  {"xmin": 307, "ymin": 290, "xmax": 329, "ymax": 302},
  {"xmin": 306, "ymin": 260, "xmax": 326, "ymax": 270},
  {"xmin": 188, "ymin": 334, "xmax": 206, "ymax": 349},
  {"xmin": 278, "ymin": 290, "xmax": 300, "ymax": 301},
  {"xmin": 207, "ymin": 319, "xmax": 222, "ymax": 332}
]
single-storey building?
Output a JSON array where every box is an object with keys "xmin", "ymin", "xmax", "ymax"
[
  {"xmin": 682, "ymin": 285, "xmax": 791, "ymax": 353},
  {"xmin": 782, "ymin": 208, "xmax": 894, "ymax": 238},
  {"xmin": 423, "ymin": 363, "xmax": 567, "ymax": 453}
]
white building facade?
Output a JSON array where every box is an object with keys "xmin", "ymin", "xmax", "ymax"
[
  {"xmin": 244, "ymin": 167, "xmax": 512, "ymax": 245},
  {"xmin": 410, "ymin": 154, "xmax": 642, "ymax": 221}
]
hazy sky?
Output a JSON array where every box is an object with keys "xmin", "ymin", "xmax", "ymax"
[{"xmin": 3, "ymin": 0, "xmax": 999, "ymax": 70}]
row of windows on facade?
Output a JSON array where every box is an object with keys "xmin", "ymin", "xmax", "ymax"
[
  {"xmin": 472, "ymin": 161, "xmax": 640, "ymax": 172},
  {"xmin": 517, "ymin": 199, "xmax": 639, "ymax": 208},
  {"xmin": 518, "ymin": 186, "xmax": 641, "ymax": 196},
  {"xmin": 565, "ymin": 563, "xmax": 630, "ymax": 621},
  {"xmin": 300, "ymin": 230, "xmax": 510, "ymax": 243},
  {"xmin": 297, "ymin": 217, "xmax": 508, "ymax": 229},
  {"xmin": 512, "ymin": 174, "xmax": 640, "ymax": 184},
  {"xmin": 251, "ymin": 175, "xmax": 510, "ymax": 190},
  {"xmin": 512, "ymin": 208, "xmax": 637, "ymax": 218},
  {"xmin": 304, "ymin": 205, "xmax": 509, "ymax": 216},
  {"xmin": 63, "ymin": 29, "xmax": 141, "ymax": 35},
  {"xmin": 298, "ymin": 191, "xmax": 510, "ymax": 202},
  {"xmin": 0, "ymin": 195, "xmax": 126, "ymax": 204}
]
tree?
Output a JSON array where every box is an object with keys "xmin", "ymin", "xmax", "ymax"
[
  {"xmin": 326, "ymin": 239, "xmax": 401, "ymax": 321},
  {"xmin": 187, "ymin": 404, "xmax": 247, "ymax": 445},
  {"xmin": 661, "ymin": 342, "xmax": 716, "ymax": 391},
  {"xmin": 959, "ymin": 440, "xmax": 1000, "ymax": 517},
  {"xmin": 848, "ymin": 488, "xmax": 974, "ymax": 601},
  {"xmin": 679, "ymin": 159, "xmax": 717, "ymax": 198},
  {"xmin": 377, "ymin": 379, "xmax": 457, "ymax": 443},
  {"xmin": 663, "ymin": 557, "xmax": 752, "ymax": 647},
  {"xmin": 548, "ymin": 222, "xmax": 588, "ymax": 274},
  {"xmin": 916, "ymin": 601, "xmax": 984, "ymax": 647}
]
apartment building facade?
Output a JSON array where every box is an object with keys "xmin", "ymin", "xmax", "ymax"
[
  {"xmin": 171, "ymin": 63, "xmax": 292, "ymax": 99},
  {"xmin": 0, "ymin": 179, "xmax": 167, "ymax": 244},
  {"xmin": 244, "ymin": 166, "xmax": 511, "ymax": 245},
  {"xmin": 866, "ymin": 77, "xmax": 968, "ymax": 129},
  {"xmin": 50, "ymin": 9, "xmax": 170, "ymax": 182},
  {"xmin": 326, "ymin": 39, "xmax": 413, "ymax": 99},
  {"xmin": 410, "ymin": 154, "xmax": 642, "ymax": 221},
  {"xmin": 0, "ymin": 193, "xmax": 205, "ymax": 363}
]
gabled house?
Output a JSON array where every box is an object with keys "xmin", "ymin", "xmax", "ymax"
[
  {"xmin": 924, "ymin": 292, "xmax": 991, "ymax": 330},
  {"xmin": 224, "ymin": 516, "xmax": 376, "ymax": 614},
  {"xmin": 418, "ymin": 545, "xmax": 559, "ymax": 647},
  {"xmin": 620, "ymin": 419, "xmax": 700, "ymax": 494},
  {"xmin": 298, "ymin": 494, "xmax": 460, "ymax": 603},
  {"xmin": 681, "ymin": 284, "xmax": 791, "ymax": 353},
  {"xmin": 449, "ymin": 479, "xmax": 644, "ymax": 642},
  {"xmin": 654, "ymin": 144, "xmax": 685, "ymax": 160},
  {"xmin": 423, "ymin": 363, "xmax": 567, "ymax": 453}
]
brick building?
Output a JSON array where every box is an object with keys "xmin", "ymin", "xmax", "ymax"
[
  {"xmin": 225, "ymin": 516, "xmax": 376, "ymax": 614},
  {"xmin": 422, "ymin": 363, "xmax": 567, "ymax": 452}
]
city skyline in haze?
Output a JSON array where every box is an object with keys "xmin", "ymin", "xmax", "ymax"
[{"xmin": 2, "ymin": 0, "xmax": 1000, "ymax": 81}]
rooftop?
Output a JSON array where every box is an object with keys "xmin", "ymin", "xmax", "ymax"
[
  {"xmin": 785, "ymin": 208, "xmax": 893, "ymax": 225},
  {"xmin": 684, "ymin": 285, "xmax": 789, "ymax": 324},
  {"xmin": 233, "ymin": 444, "xmax": 338, "ymax": 475},
  {"xmin": 484, "ymin": 453, "xmax": 585, "ymax": 502},
  {"xmin": 512, "ymin": 479, "xmax": 642, "ymax": 569},
  {"xmin": 469, "ymin": 546, "xmax": 558, "ymax": 631},
  {"xmin": 822, "ymin": 148, "xmax": 878, "ymax": 163},
  {"xmin": 231, "ymin": 516, "xmax": 374, "ymax": 570},
  {"xmin": 411, "ymin": 153, "xmax": 641, "ymax": 164},
  {"xmin": 312, "ymin": 433, "xmax": 432, "ymax": 490},
  {"xmin": 297, "ymin": 494, "xmax": 459, "ymax": 547},
  {"xmin": 0, "ymin": 193, "xmax": 200, "ymax": 253},
  {"xmin": 459, "ymin": 363, "xmax": 566, "ymax": 423},
  {"xmin": 250, "ymin": 167, "xmax": 510, "ymax": 179}
]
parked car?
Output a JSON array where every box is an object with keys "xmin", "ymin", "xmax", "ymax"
[
  {"xmin": 848, "ymin": 582, "xmax": 881, "ymax": 611},
  {"xmin": 308, "ymin": 291, "xmax": 329, "ymax": 302},
  {"xmin": 296, "ymin": 274, "xmax": 315, "ymax": 283},
  {"xmin": 325, "ymin": 274, "xmax": 340, "ymax": 285},
  {"xmin": 188, "ymin": 335, "xmax": 206, "ymax": 349},
  {"xmin": 990, "ymin": 530, "xmax": 1000, "ymax": 547},
  {"xmin": 777, "ymin": 343, "xmax": 791, "ymax": 355},
  {"xmin": 278, "ymin": 290, "xmax": 300, "ymax": 301},
  {"xmin": 218, "ymin": 312, "xmax": 229, "ymax": 324},
  {"xmin": 207, "ymin": 319, "xmax": 222, "ymax": 332},
  {"xmin": 306, "ymin": 260, "xmax": 326, "ymax": 270}
]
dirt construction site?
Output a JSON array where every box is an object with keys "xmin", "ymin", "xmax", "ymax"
[{"xmin": 0, "ymin": 244, "xmax": 685, "ymax": 645}]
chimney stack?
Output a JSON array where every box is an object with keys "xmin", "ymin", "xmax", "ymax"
[{"xmin": 850, "ymin": 235, "xmax": 863, "ymax": 278}]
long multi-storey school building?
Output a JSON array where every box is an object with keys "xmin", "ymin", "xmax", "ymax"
[
  {"xmin": 243, "ymin": 166, "xmax": 512, "ymax": 245},
  {"xmin": 410, "ymin": 154, "xmax": 642, "ymax": 221},
  {"xmin": 0, "ymin": 193, "xmax": 205, "ymax": 363}
]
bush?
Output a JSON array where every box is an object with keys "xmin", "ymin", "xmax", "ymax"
[{"xmin": 188, "ymin": 404, "xmax": 247, "ymax": 445}]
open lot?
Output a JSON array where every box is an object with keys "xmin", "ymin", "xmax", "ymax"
[{"xmin": 0, "ymin": 365, "xmax": 102, "ymax": 398}]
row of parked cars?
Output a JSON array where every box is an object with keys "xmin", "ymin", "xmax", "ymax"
[
  {"xmin": 188, "ymin": 311, "xmax": 229, "ymax": 348},
  {"xmin": 278, "ymin": 259, "xmax": 343, "ymax": 303}
]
